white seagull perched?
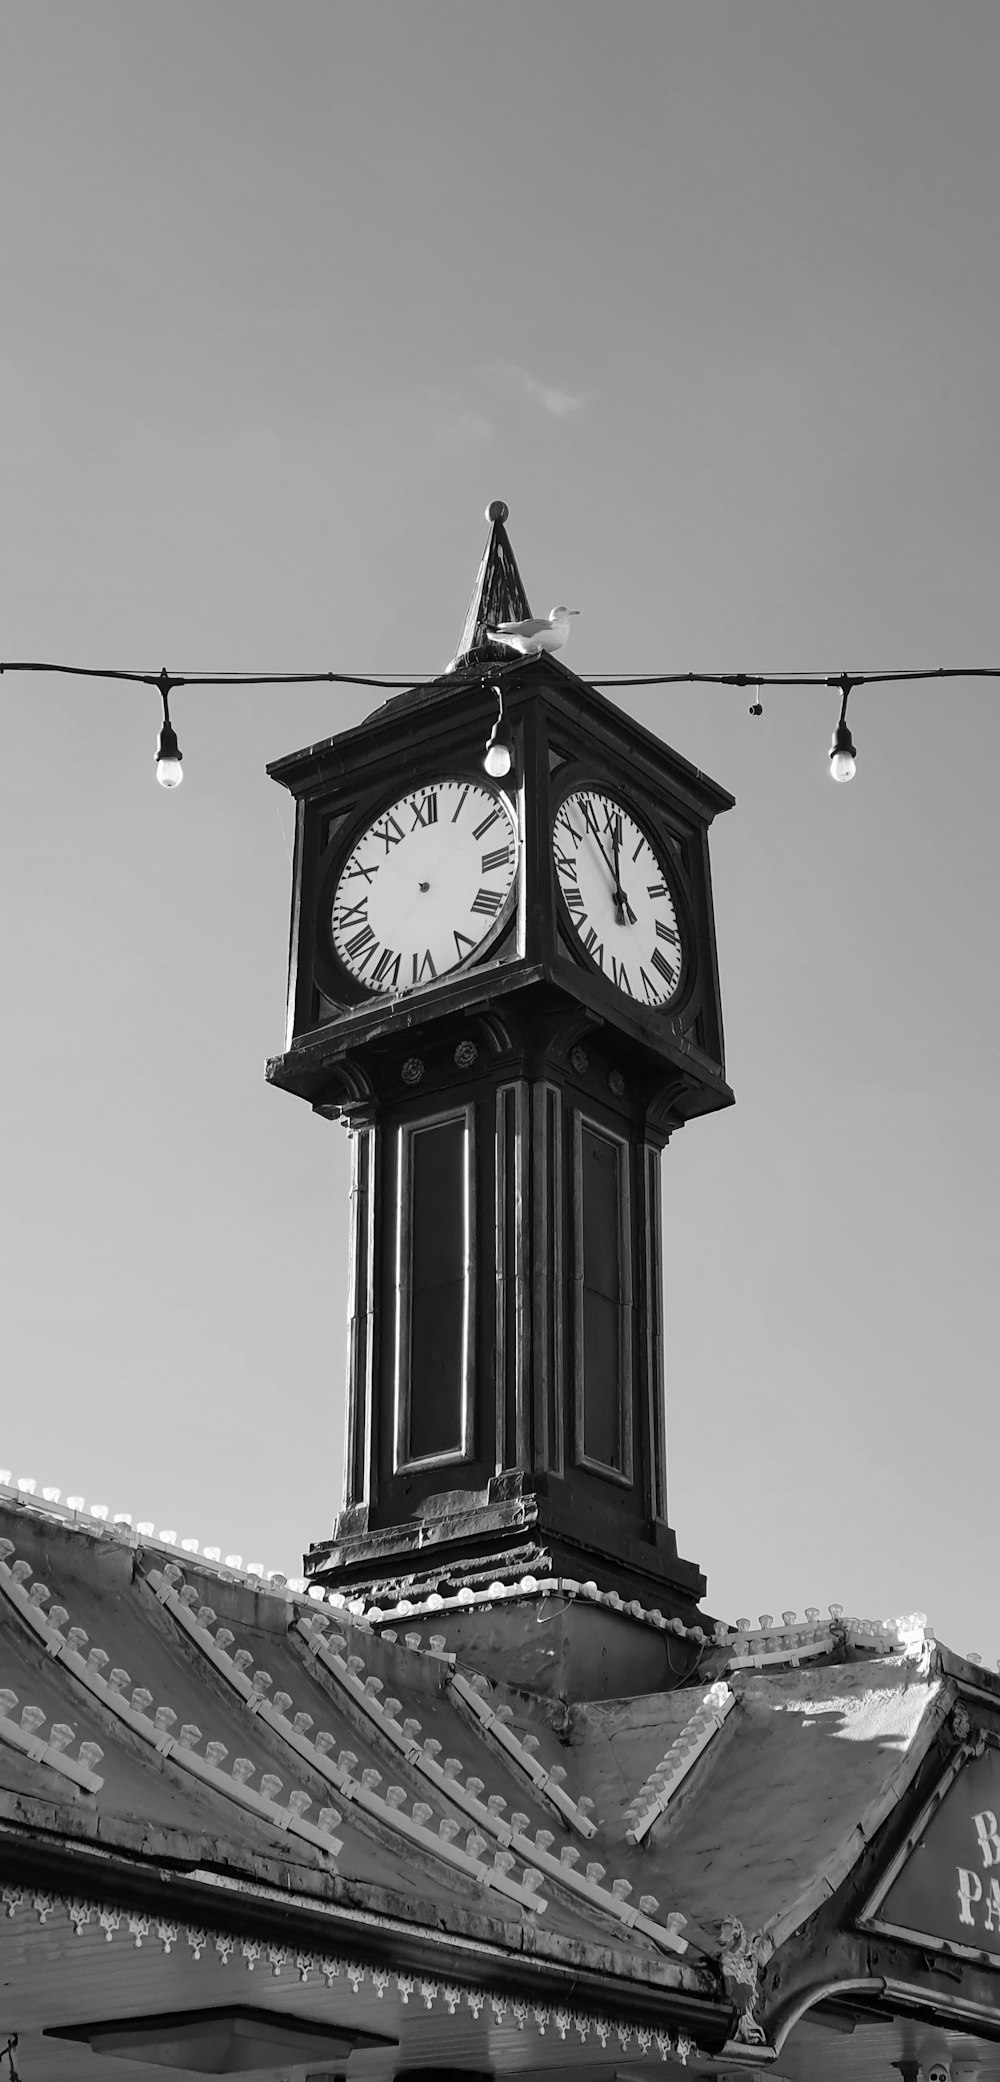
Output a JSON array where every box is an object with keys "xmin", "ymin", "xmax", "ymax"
[{"xmin": 486, "ymin": 605, "xmax": 580, "ymax": 657}]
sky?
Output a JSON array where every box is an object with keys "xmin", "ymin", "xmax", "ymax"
[{"xmin": 1, "ymin": 1, "xmax": 998, "ymax": 1662}]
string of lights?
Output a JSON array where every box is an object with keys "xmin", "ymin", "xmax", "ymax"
[{"xmin": 2, "ymin": 656, "xmax": 996, "ymax": 789}]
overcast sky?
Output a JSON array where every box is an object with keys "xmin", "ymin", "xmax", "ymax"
[{"xmin": 1, "ymin": 1, "xmax": 998, "ymax": 1661}]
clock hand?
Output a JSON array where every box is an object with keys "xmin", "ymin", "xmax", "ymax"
[
  {"xmin": 579, "ymin": 809, "xmax": 637, "ymax": 925},
  {"xmin": 588, "ymin": 819, "xmax": 627, "ymax": 902},
  {"xmin": 609, "ymin": 819, "xmax": 637, "ymax": 927}
]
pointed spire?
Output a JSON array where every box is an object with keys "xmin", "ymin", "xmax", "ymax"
[{"xmin": 450, "ymin": 501, "xmax": 532, "ymax": 670}]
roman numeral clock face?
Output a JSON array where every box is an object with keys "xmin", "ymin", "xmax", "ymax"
[
  {"xmin": 330, "ymin": 779, "xmax": 519, "ymax": 993},
  {"xmin": 553, "ymin": 788, "xmax": 685, "ymax": 1006}
]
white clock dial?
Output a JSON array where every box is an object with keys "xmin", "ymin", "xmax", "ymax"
[
  {"xmin": 553, "ymin": 788, "xmax": 684, "ymax": 1006},
  {"xmin": 331, "ymin": 778, "xmax": 519, "ymax": 993}
]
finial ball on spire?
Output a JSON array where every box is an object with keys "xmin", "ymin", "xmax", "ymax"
[{"xmin": 487, "ymin": 500, "xmax": 509, "ymax": 523}]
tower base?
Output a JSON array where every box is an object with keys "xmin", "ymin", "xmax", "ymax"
[{"xmin": 305, "ymin": 1471, "xmax": 708, "ymax": 1626}]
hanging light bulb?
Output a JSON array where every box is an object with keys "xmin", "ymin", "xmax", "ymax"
[
  {"xmin": 154, "ymin": 672, "xmax": 183, "ymax": 789},
  {"xmin": 829, "ymin": 720, "xmax": 857, "ymax": 783},
  {"xmin": 155, "ymin": 717, "xmax": 183, "ymax": 788},
  {"xmin": 484, "ymin": 717, "xmax": 513, "ymax": 779},
  {"xmin": 483, "ymin": 683, "xmax": 513, "ymax": 778},
  {"xmin": 828, "ymin": 678, "xmax": 857, "ymax": 783}
]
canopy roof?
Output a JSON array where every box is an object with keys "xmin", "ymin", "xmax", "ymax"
[{"xmin": 4, "ymin": 1483, "xmax": 998, "ymax": 2082}]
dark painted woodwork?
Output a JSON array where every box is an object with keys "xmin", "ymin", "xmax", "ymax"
[
  {"xmin": 267, "ymin": 653, "xmax": 734, "ymax": 1620},
  {"xmin": 399, "ymin": 1112, "xmax": 469, "ymax": 1466},
  {"xmin": 579, "ymin": 1122, "xmax": 629, "ymax": 1476}
]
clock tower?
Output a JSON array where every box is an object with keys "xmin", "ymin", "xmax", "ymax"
[{"xmin": 267, "ymin": 504, "xmax": 733, "ymax": 1654}]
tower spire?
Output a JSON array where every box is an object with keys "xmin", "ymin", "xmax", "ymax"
[{"xmin": 450, "ymin": 500, "xmax": 533, "ymax": 669}]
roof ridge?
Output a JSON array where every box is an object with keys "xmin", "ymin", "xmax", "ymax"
[{"xmin": 0, "ymin": 1473, "xmax": 301, "ymax": 1600}]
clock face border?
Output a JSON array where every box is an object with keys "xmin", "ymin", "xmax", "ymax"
[
  {"xmin": 550, "ymin": 773, "xmax": 693, "ymax": 1012},
  {"xmin": 314, "ymin": 772, "xmax": 521, "ymax": 1007}
]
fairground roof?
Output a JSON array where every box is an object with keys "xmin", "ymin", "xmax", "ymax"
[{"xmin": 4, "ymin": 1480, "xmax": 1000, "ymax": 2082}]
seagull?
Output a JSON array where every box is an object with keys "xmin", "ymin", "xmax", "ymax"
[{"xmin": 486, "ymin": 605, "xmax": 580, "ymax": 657}]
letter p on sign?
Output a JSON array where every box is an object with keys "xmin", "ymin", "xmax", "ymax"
[{"xmin": 958, "ymin": 1867, "xmax": 983, "ymax": 1926}]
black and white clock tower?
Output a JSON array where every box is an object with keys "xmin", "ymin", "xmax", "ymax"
[{"xmin": 267, "ymin": 504, "xmax": 734, "ymax": 1650}]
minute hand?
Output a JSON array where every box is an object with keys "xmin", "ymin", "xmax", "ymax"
[
  {"xmin": 588, "ymin": 818, "xmax": 635, "ymax": 924},
  {"xmin": 609, "ymin": 821, "xmax": 637, "ymax": 926},
  {"xmin": 587, "ymin": 821, "xmax": 619, "ymax": 890}
]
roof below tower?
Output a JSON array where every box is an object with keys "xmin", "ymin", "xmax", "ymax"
[{"xmin": 4, "ymin": 1481, "xmax": 1000, "ymax": 2080}]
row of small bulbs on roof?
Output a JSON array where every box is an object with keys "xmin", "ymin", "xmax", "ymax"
[
  {"xmin": 5, "ymin": 1475, "xmax": 993, "ymax": 1669},
  {"xmin": 733, "ymin": 1606, "xmax": 869, "ymax": 1631},
  {"xmin": 0, "ymin": 1476, "xmax": 306, "ymax": 1592},
  {"xmin": 732, "ymin": 1607, "xmax": 926, "ymax": 1638}
]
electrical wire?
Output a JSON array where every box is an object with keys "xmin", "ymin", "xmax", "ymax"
[
  {"xmin": 591, "ymin": 665, "xmax": 1000, "ymax": 689},
  {"xmin": 0, "ymin": 661, "xmax": 423, "ymax": 690},
  {"xmin": 0, "ymin": 659, "xmax": 998, "ymax": 695},
  {"xmin": 2, "ymin": 654, "xmax": 994, "ymax": 789}
]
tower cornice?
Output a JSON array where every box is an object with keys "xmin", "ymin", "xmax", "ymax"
[{"xmin": 268, "ymin": 652, "xmax": 735, "ymax": 827}]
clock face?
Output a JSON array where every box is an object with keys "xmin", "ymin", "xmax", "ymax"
[
  {"xmin": 553, "ymin": 788, "xmax": 684, "ymax": 1006},
  {"xmin": 331, "ymin": 778, "xmax": 519, "ymax": 994}
]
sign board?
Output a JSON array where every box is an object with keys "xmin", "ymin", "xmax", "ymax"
[{"xmin": 866, "ymin": 1746, "xmax": 1000, "ymax": 1962}]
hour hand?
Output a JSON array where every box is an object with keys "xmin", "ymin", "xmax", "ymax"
[{"xmin": 615, "ymin": 890, "xmax": 637, "ymax": 927}]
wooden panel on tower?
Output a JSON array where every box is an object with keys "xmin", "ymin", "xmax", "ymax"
[
  {"xmin": 494, "ymin": 1081, "xmax": 529, "ymax": 1472},
  {"xmin": 573, "ymin": 1115, "xmax": 633, "ymax": 1483},
  {"xmin": 643, "ymin": 1144, "xmax": 667, "ymax": 1524},
  {"xmin": 393, "ymin": 1107, "xmax": 474, "ymax": 1472},
  {"xmin": 531, "ymin": 1081, "xmax": 565, "ymax": 1475},
  {"xmin": 344, "ymin": 1124, "xmax": 376, "ymax": 1511}
]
